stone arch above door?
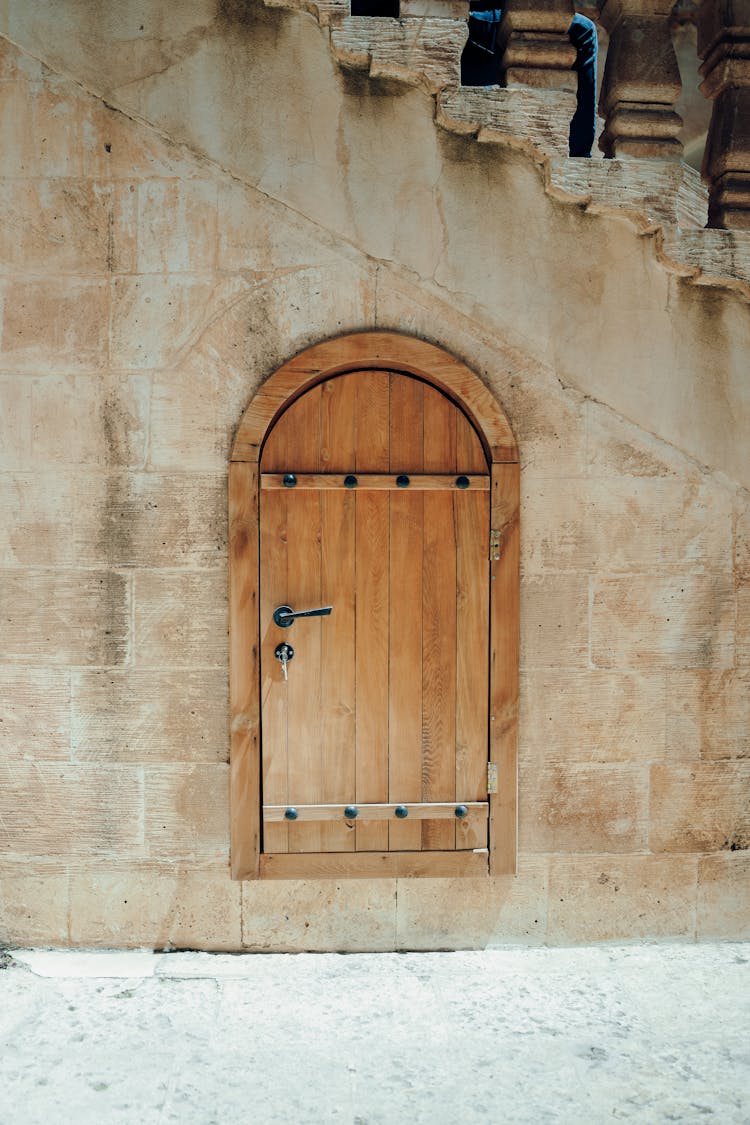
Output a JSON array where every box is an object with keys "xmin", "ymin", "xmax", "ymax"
[{"xmin": 229, "ymin": 332, "xmax": 518, "ymax": 880}]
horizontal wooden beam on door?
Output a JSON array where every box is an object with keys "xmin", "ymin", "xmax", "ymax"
[
  {"xmin": 263, "ymin": 801, "xmax": 488, "ymax": 822},
  {"xmin": 261, "ymin": 473, "xmax": 489, "ymax": 491},
  {"xmin": 260, "ymin": 849, "xmax": 490, "ymax": 879}
]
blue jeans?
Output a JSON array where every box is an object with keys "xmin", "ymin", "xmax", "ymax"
[{"xmin": 461, "ymin": 8, "xmax": 598, "ymax": 157}]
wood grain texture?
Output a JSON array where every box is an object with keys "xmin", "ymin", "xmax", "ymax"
[
  {"xmin": 260, "ymin": 850, "xmax": 489, "ymax": 879},
  {"xmin": 355, "ymin": 372, "xmax": 390, "ymax": 850},
  {"xmin": 230, "ymin": 336, "xmax": 518, "ymax": 881},
  {"xmin": 231, "ymin": 333, "xmax": 516, "ymax": 463},
  {"xmin": 229, "ymin": 462, "xmax": 261, "ymax": 879},
  {"xmin": 261, "ymin": 473, "xmax": 489, "ymax": 490},
  {"xmin": 489, "ymin": 462, "xmax": 520, "ymax": 875},
  {"xmin": 264, "ymin": 802, "xmax": 488, "ymax": 821}
]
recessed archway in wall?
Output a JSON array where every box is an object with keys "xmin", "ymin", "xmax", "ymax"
[{"xmin": 229, "ymin": 332, "xmax": 519, "ymax": 880}]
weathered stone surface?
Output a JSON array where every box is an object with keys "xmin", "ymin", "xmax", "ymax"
[
  {"xmin": 110, "ymin": 275, "xmax": 249, "ymax": 370},
  {"xmin": 0, "ymin": 279, "xmax": 109, "ymax": 373},
  {"xmin": 331, "ymin": 18, "xmax": 465, "ymax": 93},
  {"xmin": 134, "ymin": 571, "xmax": 227, "ymax": 668},
  {"xmin": 519, "ymin": 763, "xmax": 649, "ymax": 853},
  {"xmin": 591, "ymin": 575, "xmax": 735, "ymax": 669},
  {"xmin": 72, "ymin": 669, "xmax": 228, "ymax": 763},
  {"xmin": 69, "ymin": 863, "xmax": 242, "ymax": 949},
  {"xmin": 650, "ymin": 763, "xmax": 750, "ymax": 852},
  {"xmin": 0, "ymin": 473, "xmax": 75, "ymax": 566},
  {"xmin": 736, "ymin": 494, "xmax": 750, "ymax": 580},
  {"xmin": 31, "ymin": 374, "xmax": 150, "ymax": 468},
  {"xmin": 546, "ymin": 856, "xmax": 698, "ymax": 942},
  {"xmin": 521, "ymin": 478, "xmax": 733, "ymax": 575},
  {"xmin": 697, "ymin": 854, "xmax": 750, "ymax": 939},
  {"xmin": 0, "ymin": 764, "xmax": 142, "ymax": 856},
  {"xmin": 665, "ymin": 670, "xmax": 750, "ymax": 760},
  {"xmin": 738, "ymin": 582, "xmax": 750, "ymax": 666},
  {"xmin": 0, "ymin": 377, "xmax": 32, "ymax": 469},
  {"xmin": 520, "ymin": 669, "xmax": 668, "ymax": 763},
  {"xmin": 137, "ymin": 180, "xmax": 218, "ymax": 273},
  {"xmin": 0, "ymin": 869, "xmax": 69, "ymax": 944},
  {"xmin": 0, "ymin": 570, "xmax": 130, "ymax": 665},
  {"xmin": 0, "ymin": 180, "xmax": 137, "ymax": 275},
  {"xmin": 144, "ymin": 765, "xmax": 230, "ymax": 859},
  {"xmin": 395, "ymin": 858, "xmax": 548, "ymax": 948},
  {"xmin": 520, "ymin": 576, "xmax": 589, "ymax": 670},
  {"xmin": 242, "ymin": 879, "xmax": 397, "ymax": 952},
  {"xmin": 0, "ymin": 667, "xmax": 70, "ymax": 760}
]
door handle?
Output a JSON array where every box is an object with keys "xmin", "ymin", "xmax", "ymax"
[{"xmin": 273, "ymin": 604, "xmax": 333, "ymax": 628}]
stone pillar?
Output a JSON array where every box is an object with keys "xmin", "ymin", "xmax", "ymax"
[
  {"xmin": 496, "ymin": 0, "xmax": 577, "ymax": 89},
  {"xmin": 698, "ymin": 0, "xmax": 750, "ymax": 228},
  {"xmin": 598, "ymin": 0, "xmax": 683, "ymax": 158}
]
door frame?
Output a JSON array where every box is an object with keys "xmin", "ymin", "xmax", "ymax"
[{"xmin": 229, "ymin": 331, "xmax": 519, "ymax": 880}]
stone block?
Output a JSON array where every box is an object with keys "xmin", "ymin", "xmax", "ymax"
[
  {"xmin": 697, "ymin": 854, "xmax": 750, "ymax": 940},
  {"xmin": 31, "ymin": 373, "xmax": 151, "ymax": 468},
  {"xmin": 519, "ymin": 763, "xmax": 649, "ymax": 853},
  {"xmin": 137, "ymin": 180, "xmax": 218, "ymax": 273},
  {"xmin": 650, "ymin": 763, "xmax": 750, "ymax": 853},
  {"xmin": 395, "ymin": 857, "xmax": 548, "ymax": 949},
  {"xmin": 546, "ymin": 856, "xmax": 697, "ymax": 942},
  {"xmin": 0, "ymin": 764, "xmax": 142, "ymax": 856},
  {"xmin": 0, "ymin": 667, "xmax": 70, "ymax": 760},
  {"xmin": 520, "ymin": 669, "xmax": 668, "ymax": 763},
  {"xmin": 82, "ymin": 99, "xmax": 198, "ymax": 180},
  {"xmin": 665, "ymin": 670, "xmax": 750, "ymax": 760},
  {"xmin": 110, "ymin": 274, "xmax": 249, "ymax": 370},
  {"xmin": 0, "ymin": 180, "xmax": 137, "ymax": 276},
  {"xmin": 0, "ymin": 81, "xmax": 84, "ymax": 177},
  {"xmin": 736, "ymin": 495, "xmax": 750, "ymax": 581},
  {"xmin": 520, "ymin": 576, "xmax": 589, "ymax": 669},
  {"xmin": 0, "ymin": 570, "xmax": 130, "ymax": 665},
  {"xmin": 522, "ymin": 479, "xmax": 733, "ymax": 576},
  {"xmin": 0, "ymin": 472, "xmax": 74, "ymax": 566},
  {"xmin": 0, "ymin": 279, "xmax": 109, "ymax": 372},
  {"xmin": 0, "ymin": 377, "xmax": 32, "ymax": 469},
  {"xmin": 738, "ymin": 582, "xmax": 750, "ymax": 667},
  {"xmin": 134, "ymin": 571, "xmax": 227, "ymax": 668},
  {"xmin": 586, "ymin": 401, "xmax": 687, "ymax": 479},
  {"xmin": 591, "ymin": 575, "xmax": 735, "ymax": 670},
  {"xmin": 77, "ymin": 472, "xmax": 226, "ymax": 569},
  {"xmin": 72, "ymin": 669, "xmax": 228, "ymax": 764},
  {"xmin": 69, "ymin": 864, "xmax": 242, "ymax": 950},
  {"xmin": 242, "ymin": 879, "xmax": 397, "ymax": 952},
  {"xmin": 0, "ymin": 869, "xmax": 69, "ymax": 944},
  {"xmin": 144, "ymin": 764, "xmax": 229, "ymax": 859}
]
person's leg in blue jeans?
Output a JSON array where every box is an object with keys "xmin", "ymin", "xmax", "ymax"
[
  {"xmin": 461, "ymin": 6, "xmax": 598, "ymax": 158},
  {"xmin": 567, "ymin": 13, "xmax": 597, "ymax": 157}
]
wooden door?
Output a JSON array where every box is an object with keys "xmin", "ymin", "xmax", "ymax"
[{"xmin": 257, "ymin": 371, "xmax": 491, "ymax": 878}]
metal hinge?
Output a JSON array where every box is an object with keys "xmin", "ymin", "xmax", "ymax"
[
  {"xmin": 487, "ymin": 762, "xmax": 498, "ymax": 795},
  {"xmin": 490, "ymin": 529, "xmax": 502, "ymax": 561}
]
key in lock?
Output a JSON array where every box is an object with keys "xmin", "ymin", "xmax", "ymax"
[{"xmin": 274, "ymin": 642, "xmax": 294, "ymax": 681}]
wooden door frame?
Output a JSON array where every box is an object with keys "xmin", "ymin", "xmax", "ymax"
[{"xmin": 229, "ymin": 331, "xmax": 519, "ymax": 880}]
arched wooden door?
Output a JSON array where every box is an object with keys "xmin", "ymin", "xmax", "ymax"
[{"xmin": 230, "ymin": 334, "xmax": 518, "ymax": 880}]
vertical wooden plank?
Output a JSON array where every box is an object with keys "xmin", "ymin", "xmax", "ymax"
[
  {"xmin": 320, "ymin": 376, "xmax": 357, "ymax": 852},
  {"xmin": 455, "ymin": 487, "xmax": 490, "ymax": 850},
  {"xmin": 389, "ymin": 374, "xmax": 423, "ymax": 850},
  {"xmin": 489, "ymin": 461, "xmax": 520, "ymax": 875},
  {"xmin": 259, "ymin": 486, "xmax": 289, "ymax": 854},
  {"xmin": 259, "ymin": 411, "xmax": 291, "ymax": 855},
  {"xmin": 422, "ymin": 389, "xmax": 457, "ymax": 850},
  {"xmin": 285, "ymin": 385, "xmax": 323, "ymax": 853},
  {"xmin": 229, "ymin": 461, "xmax": 261, "ymax": 879},
  {"xmin": 456, "ymin": 409, "xmax": 488, "ymax": 474},
  {"xmin": 355, "ymin": 372, "xmax": 390, "ymax": 851}
]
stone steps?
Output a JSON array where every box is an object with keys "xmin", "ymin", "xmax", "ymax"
[{"xmin": 263, "ymin": 0, "xmax": 750, "ymax": 295}]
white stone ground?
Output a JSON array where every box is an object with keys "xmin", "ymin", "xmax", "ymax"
[{"xmin": 0, "ymin": 945, "xmax": 748, "ymax": 1125}]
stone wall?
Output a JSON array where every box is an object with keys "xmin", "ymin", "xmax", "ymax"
[{"xmin": 0, "ymin": 2, "xmax": 747, "ymax": 949}]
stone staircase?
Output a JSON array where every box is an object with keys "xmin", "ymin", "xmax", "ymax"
[{"xmin": 265, "ymin": 0, "xmax": 750, "ymax": 297}]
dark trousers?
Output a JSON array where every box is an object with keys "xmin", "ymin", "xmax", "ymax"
[{"xmin": 461, "ymin": 9, "xmax": 598, "ymax": 158}]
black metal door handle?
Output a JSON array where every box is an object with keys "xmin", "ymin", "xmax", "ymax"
[{"xmin": 273, "ymin": 604, "xmax": 333, "ymax": 628}]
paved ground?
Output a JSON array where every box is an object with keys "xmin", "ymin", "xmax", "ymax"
[{"xmin": 0, "ymin": 944, "xmax": 748, "ymax": 1124}]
